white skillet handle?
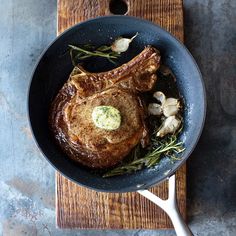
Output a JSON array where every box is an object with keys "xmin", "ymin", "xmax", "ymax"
[{"xmin": 138, "ymin": 175, "xmax": 193, "ymax": 236}]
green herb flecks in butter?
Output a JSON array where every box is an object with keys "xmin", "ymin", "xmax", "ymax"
[{"xmin": 92, "ymin": 106, "xmax": 121, "ymax": 130}]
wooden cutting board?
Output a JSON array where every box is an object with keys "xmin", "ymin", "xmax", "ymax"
[{"xmin": 56, "ymin": 0, "xmax": 186, "ymax": 229}]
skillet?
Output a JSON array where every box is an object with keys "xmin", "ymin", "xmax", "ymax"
[{"xmin": 28, "ymin": 16, "xmax": 206, "ymax": 235}]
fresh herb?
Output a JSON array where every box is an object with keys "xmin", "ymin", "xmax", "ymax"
[
  {"xmin": 103, "ymin": 135, "xmax": 185, "ymax": 177},
  {"xmin": 69, "ymin": 44, "xmax": 120, "ymax": 66}
]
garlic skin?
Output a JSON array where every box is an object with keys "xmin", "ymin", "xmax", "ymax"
[
  {"xmin": 148, "ymin": 103, "xmax": 162, "ymax": 115},
  {"xmin": 162, "ymin": 98, "xmax": 180, "ymax": 117},
  {"xmin": 157, "ymin": 116, "xmax": 181, "ymax": 137},
  {"xmin": 111, "ymin": 33, "xmax": 138, "ymax": 53}
]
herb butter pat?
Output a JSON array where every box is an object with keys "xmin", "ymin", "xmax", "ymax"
[{"xmin": 92, "ymin": 106, "xmax": 121, "ymax": 130}]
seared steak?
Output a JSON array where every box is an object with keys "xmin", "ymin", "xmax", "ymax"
[{"xmin": 49, "ymin": 46, "xmax": 161, "ymax": 168}]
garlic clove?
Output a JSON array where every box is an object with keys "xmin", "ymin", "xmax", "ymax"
[
  {"xmin": 148, "ymin": 103, "xmax": 162, "ymax": 116},
  {"xmin": 153, "ymin": 91, "xmax": 166, "ymax": 104},
  {"xmin": 162, "ymin": 98, "xmax": 180, "ymax": 117},
  {"xmin": 164, "ymin": 98, "xmax": 179, "ymax": 106},
  {"xmin": 163, "ymin": 105, "xmax": 179, "ymax": 117},
  {"xmin": 156, "ymin": 116, "xmax": 181, "ymax": 137},
  {"xmin": 111, "ymin": 32, "xmax": 138, "ymax": 53}
]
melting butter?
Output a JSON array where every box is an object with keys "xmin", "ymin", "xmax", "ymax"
[{"xmin": 92, "ymin": 106, "xmax": 121, "ymax": 130}]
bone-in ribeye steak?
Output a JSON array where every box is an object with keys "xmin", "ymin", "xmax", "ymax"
[{"xmin": 49, "ymin": 46, "xmax": 161, "ymax": 168}]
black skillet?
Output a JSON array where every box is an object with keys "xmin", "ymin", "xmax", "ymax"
[{"xmin": 28, "ymin": 16, "xmax": 206, "ymax": 235}]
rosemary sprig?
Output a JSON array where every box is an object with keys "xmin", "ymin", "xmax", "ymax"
[
  {"xmin": 68, "ymin": 33, "xmax": 139, "ymax": 65},
  {"xmin": 68, "ymin": 44, "xmax": 120, "ymax": 66},
  {"xmin": 103, "ymin": 135, "xmax": 185, "ymax": 178}
]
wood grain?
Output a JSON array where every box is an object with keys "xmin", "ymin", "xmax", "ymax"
[{"xmin": 56, "ymin": 0, "xmax": 185, "ymax": 229}]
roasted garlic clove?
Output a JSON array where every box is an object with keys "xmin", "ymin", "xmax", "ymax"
[
  {"xmin": 111, "ymin": 33, "xmax": 138, "ymax": 53},
  {"xmin": 156, "ymin": 116, "xmax": 181, "ymax": 137},
  {"xmin": 149, "ymin": 91, "xmax": 180, "ymax": 117},
  {"xmin": 163, "ymin": 98, "xmax": 180, "ymax": 117},
  {"xmin": 153, "ymin": 91, "xmax": 166, "ymax": 104},
  {"xmin": 148, "ymin": 103, "xmax": 162, "ymax": 115}
]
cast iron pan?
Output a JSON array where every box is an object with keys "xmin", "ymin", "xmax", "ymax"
[{"xmin": 28, "ymin": 16, "xmax": 206, "ymax": 193}]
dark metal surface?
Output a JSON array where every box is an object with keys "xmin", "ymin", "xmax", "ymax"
[{"xmin": 28, "ymin": 16, "xmax": 206, "ymax": 192}]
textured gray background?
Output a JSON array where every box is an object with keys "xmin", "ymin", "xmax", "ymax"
[{"xmin": 0, "ymin": 0, "xmax": 236, "ymax": 235}]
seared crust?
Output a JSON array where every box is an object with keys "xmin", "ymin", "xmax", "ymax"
[{"xmin": 49, "ymin": 46, "xmax": 161, "ymax": 168}]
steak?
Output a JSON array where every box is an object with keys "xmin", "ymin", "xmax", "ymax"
[{"xmin": 49, "ymin": 46, "xmax": 161, "ymax": 168}]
